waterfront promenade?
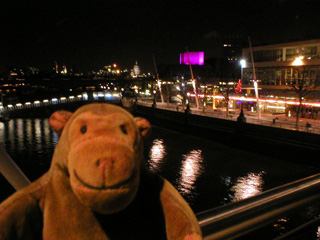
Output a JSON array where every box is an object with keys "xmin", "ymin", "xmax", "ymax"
[
  {"xmin": 1, "ymin": 91, "xmax": 320, "ymax": 134},
  {"xmin": 137, "ymin": 100, "xmax": 320, "ymax": 134}
]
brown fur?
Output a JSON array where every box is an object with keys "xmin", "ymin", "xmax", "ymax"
[{"xmin": 0, "ymin": 103, "xmax": 202, "ymax": 239}]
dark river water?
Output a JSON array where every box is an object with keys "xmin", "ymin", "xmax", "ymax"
[{"xmin": 1, "ymin": 118, "xmax": 320, "ymax": 238}]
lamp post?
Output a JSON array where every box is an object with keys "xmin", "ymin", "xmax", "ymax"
[{"xmin": 240, "ymin": 59, "xmax": 246, "ymax": 81}]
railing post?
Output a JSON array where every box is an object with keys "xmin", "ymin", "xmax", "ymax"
[{"xmin": 0, "ymin": 145, "xmax": 30, "ymax": 190}]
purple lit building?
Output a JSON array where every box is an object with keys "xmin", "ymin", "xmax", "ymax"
[{"xmin": 180, "ymin": 52, "xmax": 205, "ymax": 65}]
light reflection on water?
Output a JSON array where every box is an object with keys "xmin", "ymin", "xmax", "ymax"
[
  {"xmin": 230, "ymin": 171, "xmax": 265, "ymax": 202},
  {"xmin": 0, "ymin": 118, "xmax": 57, "ymax": 181},
  {"xmin": 177, "ymin": 150, "xmax": 204, "ymax": 196},
  {"xmin": 148, "ymin": 139, "xmax": 166, "ymax": 172},
  {"xmin": 148, "ymin": 139, "xmax": 204, "ymax": 199}
]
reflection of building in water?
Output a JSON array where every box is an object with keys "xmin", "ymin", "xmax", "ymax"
[
  {"xmin": 178, "ymin": 150, "xmax": 204, "ymax": 196},
  {"xmin": 231, "ymin": 171, "xmax": 265, "ymax": 202},
  {"xmin": 148, "ymin": 139, "xmax": 166, "ymax": 172}
]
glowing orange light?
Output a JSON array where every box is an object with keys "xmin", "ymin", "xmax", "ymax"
[{"xmin": 292, "ymin": 56, "xmax": 304, "ymax": 66}]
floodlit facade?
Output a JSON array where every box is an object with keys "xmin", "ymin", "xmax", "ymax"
[
  {"xmin": 238, "ymin": 39, "xmax": 320, "ymax": 116},
  {"xmin": 242, "ymin": 39, "xmax": 320, "ymax": 86}
]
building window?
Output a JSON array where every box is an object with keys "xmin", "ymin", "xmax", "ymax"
[
  {"xmin": 253, "ymin": 49, "xmax": 282, "ymax": 62},
  {"xmin": 302, "ymin": 46, "xmax": 317, "ymax": 59},
  {"xmin": 286, "ymin": 48, "xmax": 299, "ymax": 61}
]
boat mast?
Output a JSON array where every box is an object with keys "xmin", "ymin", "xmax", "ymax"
[
  {"xmin": 248, "ymin": 36, "xmax": 261, "ymax": 120},
  {"xmin": 186, "ymin": 47, "xmax": 200, "ymax": 109},
  {"xmin": 152, "ymin": 54, "xmax": 164, "ymax": 104}
]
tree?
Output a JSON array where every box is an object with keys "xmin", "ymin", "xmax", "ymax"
[
  {"xmin": 175, "ymin": 80, "xmax": 187, "ymax": 108},
  {"xmin": 218, "ymin": 80, "xmax": 236, "ymax": 118},
  {"xmin": 291, "ymin": 67, "xmax": 320, "ymax": 129},
  {"xmin": 161, "ymin": 82, "xmax": 173, "ymax": 106}
]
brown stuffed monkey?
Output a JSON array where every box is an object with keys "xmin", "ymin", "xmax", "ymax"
[{"xmin": 0, "ymin": 103, "xmax": 202, "ymax": 240}]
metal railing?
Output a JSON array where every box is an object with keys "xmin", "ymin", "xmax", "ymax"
[{"xmin": 197, "ymin": 173, "xmax": 320, "ymax": 239}]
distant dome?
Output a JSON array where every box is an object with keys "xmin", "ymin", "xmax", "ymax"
[{"xmin": 133, "ymin": 60, "xmax": 140, "ymax": 75}]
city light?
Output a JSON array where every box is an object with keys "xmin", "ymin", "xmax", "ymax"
[
  {"xmin": 240, "ymin": 59, "xmax": 246, "ymax": 68},
  {"xmin": 292, "ymin": 56, "xmax": 304, "ymax": 66}
]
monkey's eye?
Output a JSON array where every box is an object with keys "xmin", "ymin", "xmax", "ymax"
[
  {"xmin": 80, "ymin": 125, "xmax": 87, "ymax": 134},
  {"xmin": 120, "ymin": 124, "xmax": 127, "ymax": 135}
]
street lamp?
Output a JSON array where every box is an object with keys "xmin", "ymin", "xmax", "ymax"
[{"xmin": 240, "ymin": 59, "xmax": 246, "ymax": 81}]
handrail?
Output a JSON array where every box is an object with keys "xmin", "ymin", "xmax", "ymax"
[
  {"xmin": 0, "ymin": 145, "xmax": 30, "ymax": 190},
  {"xmin": 197, "ymin": 173, "xmax": 320, "ymax": 239}
]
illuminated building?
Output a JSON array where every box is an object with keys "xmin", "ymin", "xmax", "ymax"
[
  {"xmin": 242, "ymin": 39, "xmax": 320, "ymax": 86},
  {"xmin": 103, "ymin": 64, "xmax": 121, "ymax": 75},
  {"xmin": 61, "ymin": 64, "xmax": 67, "ymax": 75},
  {"xmin": 223, "ymin": 34, "xmax": 246, "ymax": 63},
  {"xmin": 180, "ymin": 52, "xmax": 204, "ymax": 65},
  {"xmin": 205, "ymin": 33, "xmax": 247, "ymax": 81},
  {"xmin": 239, "ymin": 39, "xmax": 320, "ymax": 115},
  {"xmin": 132, "ymin": 61, "xmax": 141, "ymax": 77}
]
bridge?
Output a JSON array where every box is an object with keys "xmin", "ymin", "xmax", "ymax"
[{"xmin": 0, "ymin": 91, "xmax": 121, "ymax": 120}]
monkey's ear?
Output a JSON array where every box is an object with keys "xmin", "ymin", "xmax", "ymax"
[
  {"xmin": 49, "ymin": 110, "xmax": 73, "ymax": 135},
  {"xmin": 134, "ymin": 117, "xmax": 151, "ymax": 138}
]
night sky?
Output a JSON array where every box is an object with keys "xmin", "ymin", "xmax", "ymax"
[{"xmin": 0, "ymin": 0, "xmax": 319, "ymax": 73}]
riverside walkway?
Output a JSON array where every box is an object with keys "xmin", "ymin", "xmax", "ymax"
[
  {"xmin": 1, "ymin": 92, "xmax": 320, "ymax": 134},
  {"xmin": 137, "ymin": 100, "xmax": 320, "ymax": 134}
]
